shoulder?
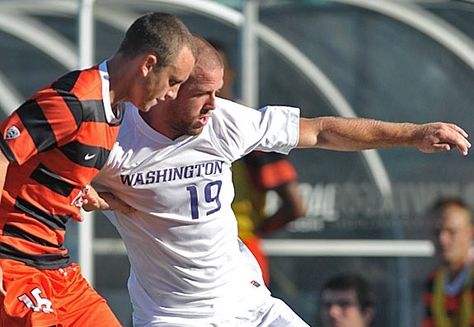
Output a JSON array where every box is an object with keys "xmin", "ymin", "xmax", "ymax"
[
  {"xmin": 51, "ymin": 67, "xmax": 102, "ymax": 100},
  {"xmin": 34, "ymin": 68, "xmax": 104, "ymax": 119},
  {"xmin": 215, "ymin": 97, "xmax": 261, "ymax": 115},
  {"xmin": 212, "ymin": 98, "xmax": 263, "ymax": 130}
]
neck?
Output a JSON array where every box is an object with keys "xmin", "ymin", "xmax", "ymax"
[
  {"xmin": 140, "ymin": 108, "xmax": 186, "ymax": 140},
  {"xmin": 138, "ymin": 109, "xmax": 175, "ymax": 139},
  {"xmin": 447, "ymin": 259, "xmax": 470, "ymax": 279},
  {"xmin": 106, "ymin": 54, "xmax": 131, "ymax": 107}
]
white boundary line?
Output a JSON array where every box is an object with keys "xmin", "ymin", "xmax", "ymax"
[
  {"xmin": 262, "ymin": 239, "xmax": 434, "ymax": 257},
  {"xmin": 93, "ymin": 239, "xmax": 434, "ymax": 257}
]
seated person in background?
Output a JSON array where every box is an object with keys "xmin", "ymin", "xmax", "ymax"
[
  {"xmin": 422, "ymin": 197, "xmax": 474, "ymax": 327},
  {"xmin": 319, "ymin": 273, "xmax": 375, "ymax": 327},
  {"xmin": 208, "ymin": 39, "xmax": 306, "ymax": 285}
]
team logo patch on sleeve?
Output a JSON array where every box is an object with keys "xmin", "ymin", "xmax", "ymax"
[
  {"xmin": 5, "ymin": 126, "xmax": 20, "ymax": 140},
  {"xmin": 250, "ymin": 280, "xmax": 261, "ymax": 288}
]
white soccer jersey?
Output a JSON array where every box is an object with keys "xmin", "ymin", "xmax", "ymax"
[{"xmin": 94, "ymin": 98, "xmax": 302, "ymax": 324}]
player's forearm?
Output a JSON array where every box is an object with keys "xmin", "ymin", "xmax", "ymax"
[
  {"xmin": 298, "ymin": 117, "xmax": 418, "ymax": 150},
  {"xmin": 258, "ymin": 182, "xmax": 306, "ymax": 235},
  {"xmin": 257, "ymin": 208, "xmax": 294, "ymax": 235},
  {"xmin": 298, "ymin": 117, "xmax": 470, "ymax": 155}
]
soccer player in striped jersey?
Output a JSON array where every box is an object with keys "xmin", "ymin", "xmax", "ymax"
[
  {"xmin": 0, "ymin": 12, "xmax": 194, "ymax": 327},
  {"xmin": 86, "ymin": 37, "xmax": 470, "ymax": 326}
]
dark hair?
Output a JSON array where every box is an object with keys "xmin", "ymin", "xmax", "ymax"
[
  {"xmin": 117, "ymin": 12, "xmax": 194, "ymax": 67},
  {"xmin": 428, "ymin": 197, "xmax": 472, "ymax": 222},
  {"xmin": 321, "ymin": 273, "xmax": 375, "ymax": 313}
]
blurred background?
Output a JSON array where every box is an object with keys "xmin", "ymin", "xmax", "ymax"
[{"xmin": 0, "ymin": 0, "xmax": 473, "ymax": 326}]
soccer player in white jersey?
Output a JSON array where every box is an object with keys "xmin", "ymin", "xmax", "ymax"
[{"xmin": 85, "ymin": 37, "xmax": 471, "ymax": 326}]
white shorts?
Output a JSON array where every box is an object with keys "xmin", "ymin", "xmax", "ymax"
[
  {"xmin": 131, "ymin": 240, "xmax": 310, "ymax": 326},
  {"xmin": 132, "ymin": 292, "xmax": 309, "ymax": 327}
]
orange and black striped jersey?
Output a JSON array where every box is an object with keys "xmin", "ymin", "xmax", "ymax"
[{"xmin": 0, "ymin": 62, "xmax": 123, "ymax": 269}]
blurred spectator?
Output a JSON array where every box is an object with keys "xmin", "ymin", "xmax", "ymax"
[
  {"xmin": 208, "ymin": 39, "xmax": 306, "ymax": 285},
  {"xmin": 319, "ymin": 273, "xmax": 375, "ymax": 327},
  {"xmin": 422, "ymin": 197, "xmax": 474, "ymax": 327}
]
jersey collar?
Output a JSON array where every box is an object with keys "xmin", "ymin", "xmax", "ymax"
[{"xmin": 99, "ymin": 60, "xmax": 122, "ymax": 124}]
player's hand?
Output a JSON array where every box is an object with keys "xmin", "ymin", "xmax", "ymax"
[
  {"xmin": 0, "ymin": 267, "xmax": 6, "ymax": 296},
  {"xmin": 82, "ymin": 185, "xmax": 135, "ymax": 214},
  {"xmin": 81, "ymin": 185, "xmax": 103, "ymax": 211},
  {"xmin": 414, "ymin": 122, "xmax": 471, "ymax": 155}
]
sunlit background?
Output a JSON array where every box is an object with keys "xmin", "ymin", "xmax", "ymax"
[{"xmin": 0, "ymin": 0, "xmax": 473, "ymax": 325}]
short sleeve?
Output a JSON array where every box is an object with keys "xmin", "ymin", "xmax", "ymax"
[
  {"xmin": 212, "ymin": 98, "xmax": 300, "ymax": 161},
  {"xmin": 0, "ymin": 89, "xmax": 82, "ymax": 165}
]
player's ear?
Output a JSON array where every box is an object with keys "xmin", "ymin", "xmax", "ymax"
[
  {"xmin": 363, "ymin": 307, "xmax": 375, "ymax": 325},
  {"xmin": 142, "ymin": 54, "xmax": 158, "ymax": 76}
]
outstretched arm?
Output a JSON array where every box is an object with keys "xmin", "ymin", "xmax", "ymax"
[{"xmin": 298, "ymin": 117, "xmax": 470, "ymax": 155}]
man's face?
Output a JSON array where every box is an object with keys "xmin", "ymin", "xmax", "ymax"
[
  {"xmin": 320, "ymin": 289, "xmax": 370, "ymax": 327},
  {"xmin": 137, "ymin": 45, "xmax": 195, "ymax": 112},
  {"xmin": 167, "ymin": 65, "xmax": 224, "ymax": 137},
  {"xmin": 435, "ymin": 206, "xmax": 473, "ymax": 268}
]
